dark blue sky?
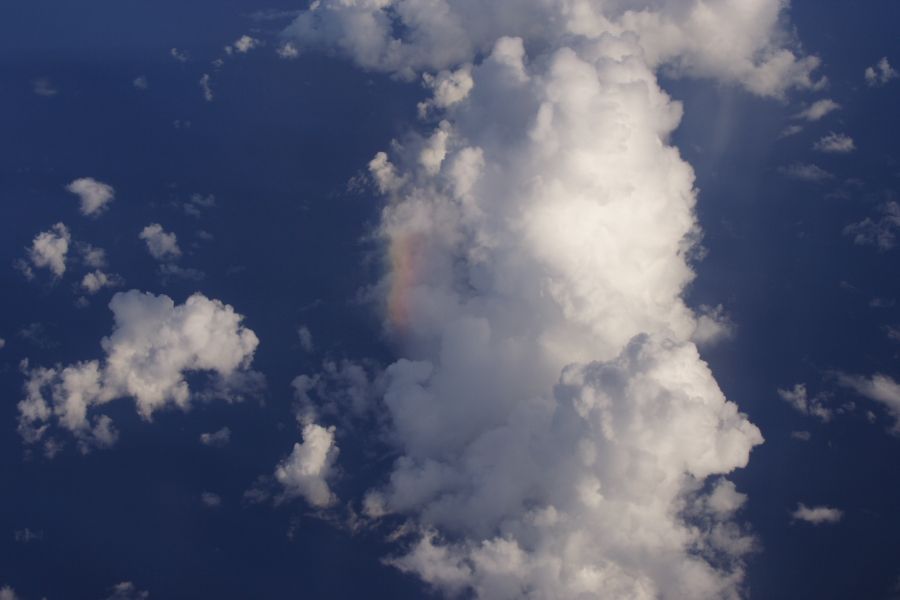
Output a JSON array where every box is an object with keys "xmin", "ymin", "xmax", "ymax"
[{"xmin": 1, "ymin": 1, "xmax": 899, "ymax": 599}]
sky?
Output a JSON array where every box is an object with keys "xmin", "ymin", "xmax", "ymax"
[{"xmin": 1, "ymin": 1, "xmax": 899, "ymax": 599}]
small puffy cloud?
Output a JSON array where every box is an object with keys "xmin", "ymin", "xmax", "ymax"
[
  {"xmin": 66, "ymin": 177, "xmax": 115, "ymax": 216},
  {"xmin": 170, "ymin": 48, "xmax": 188, "ymax": 62},
  {"xmin": 77, "ymin": 242, "xmax": 107, "ymax": 268},
  {"xmin": 837, "ymin": 373, "xmax": 900, "ymax": 431},
  {"xmin": 226, "ymin": 35, "xmax": 259, "ymax": 54},
  {"xmin": 778, "ymin": 383, "xmax": 832, "ymax": 422},
  {"xmin": 692, "ymin": 304, "xmax": 736, "ymax": 347},
  {"xmin": 275, "ymin": 423, "xmax": 339, "ymax": 507},
  {"xmin": 0, "ymin": 586, "xmax": 19, "ymax": 600},
  {"xmin": 133, "ymin": 75, "xmax": 148, "ymax": 90},
  {"xmin": 104, "ymin": 582, "xmax": 149, "ymax": 600},
  {"xmin": 297, "ymin": 326, "xmax": 314, "ymax": 353},
  {"xmin": 791, "ymin": 430, "xmax": 812, "ymax": 441},
  {"xmin": 200, "ymin": 426, "xmax": 231, "ymax": 447},
  {"xmin": 18, "ymin": 290, "xmax": 261, "ymax": 453},
  {"xmin": 865, "ymin": 57, "xmax": 897, "ymax": 87},
  {"xmin": 276, "ymin": 42, "xmax": 299, "ymax": 59},
  {"xmin": 159, "ymin": 264, "xmax": 205, "ymax": 283},
  {"xmin": 791, "ymin": 503, "xmax": 843, "ymax": 525},
  {"xmin": 843, "ymin": 201, "xmax": 900, "ymax": 251},
  {"xmin": 779, "ymin": 163, "xmax": 834, "ymax": 183},
  {"xmin": 32, "ymin": 77, "xmax": 57, "ymax": 97},
  {"xmin": 418, "ymin": 66, "xmax": 474, "ymax": 118},
  {"xmin": 814, "ymin": 133, "xmax": 855, "ymax": 154},
  {"xmin": 27, "ymin": 223, "xmax": 70, "ymax": 277},
  {"xmin": 81, "ymin": 270, "xmax": 122, "ymax": 295},
  {"xmin": 795, "ymin": 99, "xmax": 840, "ymax": 122},
  {"xmin": 183, "ymin": 193, "xmax": 215, "ymax": 217},
  {"xmin": 779, "ymin": 124, "xmax": 804, "ymax": 138},
  {"xmin": 199, "ymin": 74, "xmax": 213, "ymax": 102},
  {"xmin": 201, "ymin": 492, "xmax": 223, "ymax": 508},
  {"xmin": 14, "ymin": 528, "xmax": 43, "ymax": 543},
  {"xmin": 139, "ymin": 224, "xmax": 181, "ymax": 261}
]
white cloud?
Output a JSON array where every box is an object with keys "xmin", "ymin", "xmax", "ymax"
[
  {"xmin": 200, "ymin": 426, "xmax": 231, "ymax": 447},
  {"xmin": 273, "ymin": 1, "xmax": 822, "ymax": 596},
  {"xmin": 27, "ymin": 222, "xmax": 70, "ymax": 277},
  {"xmin": 77, "ymin": 242, "xmax": 107, "ymax": 268},
  {"xmin": 275, "ymin": 423, "xmax": 339, "ymax": 507},
  {"xmin": 277, "ymin": 41, "xmax": 299, "ymax": 59},
  {"xmin": 297, "ymin": 325, "xmax": 314, "ymax": 352},
  {"xmin": 201, "ymin": 491, "xmax": 223, "ymax": 508},
  {"xmin": 795, "ymin": 99, "xmax": 840, "ymax": 122},
  {"xmin": 865, "ymin": 57, "xmax": 898, "ymax": 87},
  {"xmin": 778, "ymin": 383, "xmax": 832, "ymax": 422},
  {"xmin": 170, "ymin": 48, "xmax": 188, "ymax": 62},
  {"xmin": 139, "ymin": 223, "xmax": 181, "ymax": 260},
  {"xmin": 66, "ymin": 178, "xmax": 114, "ymax": 216},
  {"xmin": 837, "ymin": 373, "xmax": 900, "ymax": 431},
  {"xmin": 199, "ymin": 73, "xmax": 214, "ymax": 102},
  {"xmin": 133, "ymin": 75, "xmax": 148, "ymax": 90},
  {"xmin": 226, "ymin": 35, "xmax": 259, "ymax": 54},
  {"xmin": 779, "ymin": 124, "xmax": 803, "ymax": 138},
  {"xmin": 104, "ymin": 582, "xmax": 149, "ymax": 600},
  {"xmin": 0, "ymin": 338, "xmax": 5, "ymax": 350},
  {"xmin": 693, "ymin": 304, "xmax": 736, "ymax": 347},
  {"xmin": 814, "ymin": 132, "xmax": 855, "ymax": 154},
  {"xmin": 791, "ymin": 430, "xmax": 811, "ymax": 441},
  {"xmin": 32, "ymin": 77, "xmax": 57, "ymax": 97},
  {"xmin": 18, "ymin": 291, "xmax": 260, "ymax": 453},
  {"xmin": 779, "ymin": 163, "xmax": 834, "ymax": 183},
  {"xmin": 81, "ymin": 270, "xmax": 122, "ymax": 295},
  {"xmin": 843, "ymin": 201, "xmax": 900, "ymax": 251},
  {"xmin": 0, "ymin": 586, "xmax": 19, "ymax": 600},
  {"xmin": 791, "ymin": 503, "xmax": 843, "ymax": 525}
]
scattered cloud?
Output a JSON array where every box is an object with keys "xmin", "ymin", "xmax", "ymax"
[
  {"xmin": 865, "ymin": 57, "xmax": 897, "ymax": 87},
  {"xmin": 778, "ymin": 383, "xmax": 833, "ymax": 422},
  {"xmin": 795, "ymin": 99, "xmax": 840, "ymax": 122},
  {"xmin": 200, "ymin": 427, "xmax": 231, "ymax": 447},
  {"xmin": 692, "ymin": 304, "xmax": 736, "ymax": 347},
  {"xmin": 158, "ymin": 263, "xmax": 205, "ymax": 283},
  {"xmin": 132, "ymin": 75, "xmax": 148, "ymax": 90},
  {"xmin": 25, "ymin": 223, "xmax": 70, "ymax": 278},
  {"xmin": 276, "ymin": 42, "xmax": 299, "ymax": 59},
  {"xmin": 81, "ymin": 270, "xmax": 122, "ymax": 295},
  {"xmin": 779, "ymin": 163, "xmax": 834, "ymax": 183},
  {"xmin": 297, "ymin": 326, "xmax": 314, "ymax": 353},
  {"xmin": 226, "ymin": 35, "xmax": 259, "ymax": 54},
  {"xmin": 779, "ymin": 124, "xmax": 804, "ymax": 138},
  {"xmin": 13, "ymin": 528, "xmax": 43, "ymax": 543},
  {"xmin": 32, "ymin": 78, "xmax": 57, "ymax": 97},
  {"xmin": 139, "ymin": 223, "xmax": 181, "ymax": 261},
  {"xmin": 843, "ymin": 201, "xmax": 900, "ymax": 251},
  {"xmin": 104, "ymin": 582, "xmax": 149, "ymax": 600},
  {"xmin": 790, "ymin": 430, "xmax": 811, "ymax": 441},
  {"xmin": 183, "ymin": 193, "xmax": 216, "ymax": 217},
  {"xmin": 0, "ymin": 586, "xmax": 19, "ymax": 600},
  {"xmin": 66, "ymin": 177, "xmax": 115, "ymax": 216},
  {"xmin": 837, "ymin": 373, "xmax": 900, "ymax": 431},
  {"xmin": 170, "ymin": 48, "xmax": 188, "ymax": 62},
  {"xmin": 199, "ymin": 74, "xmax": 213, "ymax": 101},
  {"xmin": 275, "ymin": 423, "xmax": 338, "ymax": 507},
  {"xmin": 201, "ymin": 492, "xmax": 223, "ymax": 508},
  {"xmin": 814, "ymin": 132, "xmax": 855, "ymax": 154},
  {"xmin": 791, "ymin": 503, "xmax": 843, "ymax": 525},
  {"xmin": 18, "ymin": 290, "xmax": 261, "ymax": 454}
]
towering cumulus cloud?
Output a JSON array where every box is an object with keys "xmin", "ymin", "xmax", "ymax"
[{"xmin": 282, "ymin": 1, "xmax": 816, "ymax": 597}]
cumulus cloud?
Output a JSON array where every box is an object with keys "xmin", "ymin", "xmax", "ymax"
[
  {"xmin": 791, "ymin": 503, "xmax": 843, "ymax": 525},
  {"xmin": 843, "ymin": 201, "xmax": 900, "ymax": 251},
  {"xmin": 270, "ymin": 1, "xmax": 830, "ymax": 595},
  {"xmin": 199, "ymin": 74, "xmax": 214, "ymax": 102},
  {"xmin": 104, "ymin": 582, "xmax": 149, "ymax": 600},
  {"xmin": 865, "ymin": 57, "xmax": 897, "ymax": 87},
  {"xmin": 170, "ymin": 48, "xmax": 188, "ymax": 62},
  {"xmin": 26, "ymin": 223, "xmax": 70, "ymax": 278},
  {"xmin": 133, "ymin": 75, "xmax": 148, "ymax": 90},
  {"xmin": 795, "ymin": 99, "xmax": 840, "ymax": 122},
  {"xmin": 693, "ymin": 304, "xmax": 736, "ymax": 347},
  {"xmin": 226, "ymin": 35, "xmax": 259, "ymax": 54},
  {"xmin": 297, "ymin": 325, "xmax": 314, "ymax": 352},
  {"xmin": 778, "ymin": 383, "xmax": 832, "ymax": 422},
  {"xmin": 18, "ymin": 291, "xmax": 260, "ymax": 454},
  {"xmin": 275, "ymin": 423, "xmax": 339, "ymax": 507},
  {"xmin": 200, "ymin": 426, "xmax": 231, "ymax": 447},
  {"xmin": 277, "ymin": 42, "xmax": 299, "ymax": 59},
  {"xmin": 66, "ymin": 177, "xmax": 115, "ymax": 216},
  {"xmin": 814, "ymin": 132, "xmax": 855, "ymax": 154},
  {"xmin": 139, "ymin": 223, "xmax": 181, "ymax": 260},
  {"xmin": 779, "ymin": 163, "xmax": 834, "ymax": 183},
  {"xmin": 201, "ymin": 491, "xmax": 223, "ymax": 508},
  {"xmin": 81, "ymin": 270, "xmax": 122, "ymax": 295},
  {"xmin": 837, "ymin": 373, "xmax": 900, "ymax": 431}
]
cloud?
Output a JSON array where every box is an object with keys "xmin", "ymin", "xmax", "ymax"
[
  {"xmin": 183, "ymin": 193, "xmax": 216, "ymax": 217},
  {"xmin": 837, "ymin": 373, "xmax": 900, "ymax": 431},
  {"xmin": 843, "ymin": 201, "xmax": 900, "ymax": 251},
  {"xmin": 297, "ymin": 325, "xmax": 314, "ymax": 352},
  {"xmin": 201, "ymin": 491, "xmax": 223, "ymax": 508},
  {"xmin": 779, "ymin": 163, "xmax": 834, "ymax": 183},
  {"xmin": 32, "ymin": 77, "xmax": 57, "ymax": 97},
  {"xmin": 791, "ymin": 503, "xmax": 843, "ymax": 525},
  {"xmin": 795, "ymin": 99, "xmax": 840, "ymax": 122},
  {"xmin": 13, "ymin": 528, "xmax": 43, "ymax": 543},
  {"xmin": 104, "ymin": 582, "xmax": 149, "ymax": 600},
  {"xmin": 778, "ymin": 383, "xmax": 832, "ymax": 422},
  {"xmin": 77, "ymin": 242, "xmax": 107, "ymax": 268},
  {"xmin": 0, "ymin": 338, "xmax": 5, "ymax": 350},
  {"xmin": 200, "ymin": 426, "xmax": 231, "ymax": 447},
  {"xmin": 814, "ymin": 133, "xmax": 855, "ymax": 154},
  {"xmin": 170, "ymin": 48, "xmax": 188, "ymax": 62},
  {"xmin": 18, "ymin": 290, "xmax": 261, "ymax": 454},
  {"xmin": 199, "ymin": 74, "xmax": 213, "ymax": 102},
  {"xmin": 693, "ymin": 304, "xmax": 736, "ymax": 347},
  {"xmin": 272, "ymin": 1, "xmax": 826, "ymax": 595},
  {"xmin": 779, "ymin": 124, "xmax": 803, "ymax": 138},
  {"xmin": 865, "ymin": 57, "xmax": 898, "ymax": 87},
  {"xmin": 275, "ymin": 423, "xmax": 339, "ymax": 507},
  {"xmin": 64, "ymin": 180, "xmax": 115, "ymax": 219},
  {"xmin": 0, "ymin": 587, "xmax": 19, "ymax": 600},
  {"xmin": 81, "ymin": 270, "xmax": 122, "ymax": 295},
  {"xmin": 133, "ymin": 75, "xmax": 148, "ymax": 90},
  {"xmin": 791, "ymin": 430, "xmax": 811, "ymax": 441},
  {"xmin": 226, "ymin": 35, "xmax": 259, "ymax": 54},
  {"xmin": 26, "ymin": 223, "xmax": 70, "ymax": 278},
  {"xmin": 139, "ymin": 223, "xmax": 181, "ymax": 261},
  {"xmin": 276, "ymin": 42, "xmax": 299, "ymax": 59}
]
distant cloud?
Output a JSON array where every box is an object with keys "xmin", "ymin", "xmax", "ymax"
[
  {"xmin": 139, "ymin": 223, "xmax": 181, "ymax": 261},
  {"xmin": 104, "ymin": 582, "xmax": 149, "ymax": 600},
  {"xmin": 77, "ymin": 242, "xmax": 107, "ymax": 269},
  {"xmin": 13, "ymin": 528, "xmax": 43, "ymax": 543},
  {"xmin": 200, "ymin": 426, "xmax": 231, "ymax": 447},
  {"xmin": 26, "ymin": 223, "xmax": 70, "ymax": 278},
  {"xmin": 779, "ymin": 124, "xmax": 804, "ymax": 138},
  {"xmin": 778, "ymin": 383, "xmax": 833, "ymax": 422},
  {"xmin": 66, "ymin": 177, "xmax": 115, "ymax": 216},
  {"xmin": 226, "ymin": 35, "xmax": 259, "ymax": 55},
  {"xmin": 779, "ymin": 163, "xmax": 834, "ymax": 183},
  {"xmin": 133, "ymin": 75, "xmax": 148, "ymax": 90},
  {"xmin": 814, "ymin": 132, "xmax": 855, "ymax": 154},
  {"xmin": 792, "ymin": 503, "xmax": 843, "ymax": 525},
  {"xmin": 297, "ymin": 325, "xmax": 314, "ymax": 352},
  {"xmin": 18, "ymin": 290, "xmax": 262, "ymax": 454},
  {"xmin": 692, "ymin": 304, "xmax": 735, "ymax": 346},
  {"xmin": 0, "ymin": 338, "xmax": 5, "ymax": 350},
  {"xmin": 843, "ymin": 201, "xmax": 900, "ymax": 250},
  {"xmin": 275, "ymin": 423, "xmax": 339, "ymax": 507},
  {"xmin": 183, "ymin": 193, "xmax": 216, "ymax": 217},
  {"xmin": 201, "ymin": 492, "xmax": 223, "ymax": 508},
  {"xmin": 865, "ymin": 57, "xmax": 897, "ymax": 87},
  {"xmin": 170, "ymin": 48, "xmax": 188, "ymax": 62},
  {"xmin": 276, "ymin": 42, "xmax": 299, "ymax": 59},
  {"xmin": 790, "ymin": 430, "xmax": 811, "ymax": 441},
  {"xmin": 81, "ymin": 270, "xmax": 122, "ymax": 295},
  {"xmin": 795, "ymin": 99, "xmax": 840, "ymax": 122},
  {"xmin": 0, "ymin": 586, "xmax": 20, "ymax": 600},
  {"xmin": 837, "ymin": 373, "xmax": 900, "ymax": 431},
  {"xmin": 32, "ymin": 77, "xmax": 57, "ymax": 97},
  {"xmin": 159, "ymin": 263, "xmax": 205, "ymax": 283},
  {"xmin": 199, "ymin": 73, "xmax": 213, "ymax": 102}
]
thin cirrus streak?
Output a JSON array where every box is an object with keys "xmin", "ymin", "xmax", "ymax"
[{"xmin": 281, "ymin": 1, "xmax": 822, "ymax": 598}]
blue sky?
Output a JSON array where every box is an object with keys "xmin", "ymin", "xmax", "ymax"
[{"xmin": 1, "ymin": 2, "xmax": 899, "ymax": 599}]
